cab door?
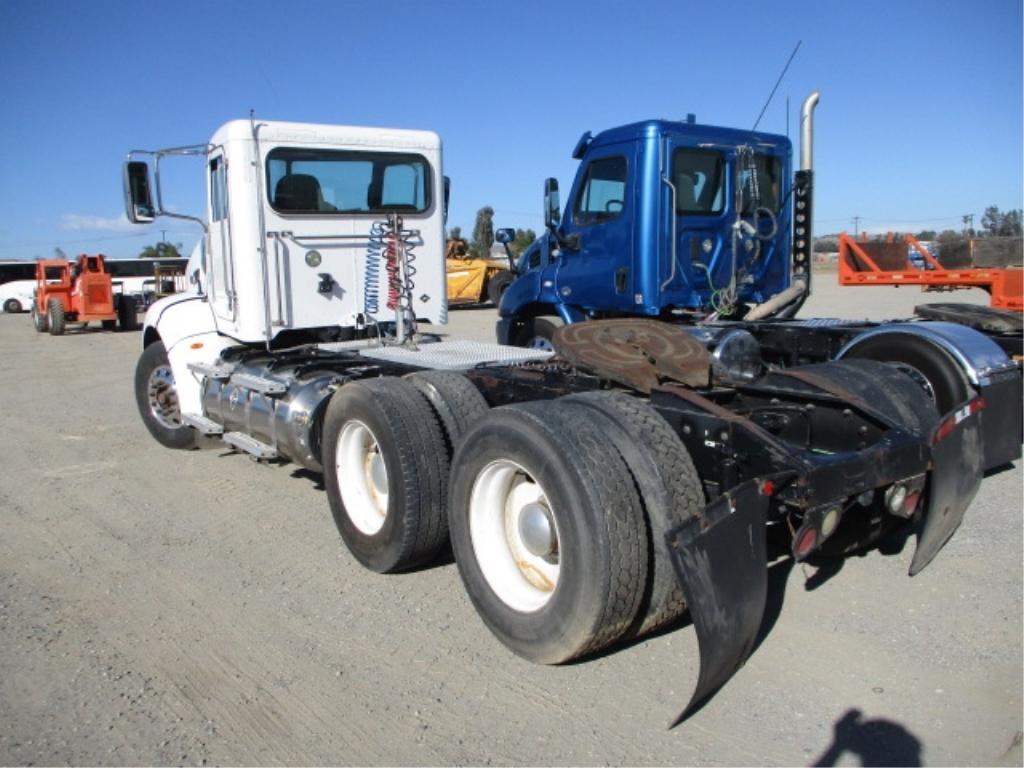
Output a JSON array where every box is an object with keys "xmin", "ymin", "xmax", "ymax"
[
  {"xmin": 206, "ymin": 153, "xmax": 234, "ymax": 321},
  {"xmin": 554, "ymin": 145, "xmax": 636, "ymax": 312}
]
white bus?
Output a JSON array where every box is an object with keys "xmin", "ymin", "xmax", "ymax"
[
  {"xmin": 0, "ymin": 261, "xmax": 36, "ymax": 313},
  {"xmin": 0, "ymin": 257, "xmax": 189, "ymax": 313}
]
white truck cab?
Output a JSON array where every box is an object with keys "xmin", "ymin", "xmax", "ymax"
[{"xmin": 125, "ymin": 118, "xmax": 449, "ymax": 415}]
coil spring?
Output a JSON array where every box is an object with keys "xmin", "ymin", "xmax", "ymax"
[
  {"xmin": 391, "ymin": 224, "xmax": 419, "ymax": 316},
  {"xmin": 363, "ymin": 220, "xmax": 387, "ymax": 315}
]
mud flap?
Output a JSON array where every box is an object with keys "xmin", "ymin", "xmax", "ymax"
[
  {"xmin": 665, "ymin": 478, "xmax": 770, "ymax": 720},
  {"xmin": 909, "ymin": 398, "xmax": 985, "ymax": 576}
]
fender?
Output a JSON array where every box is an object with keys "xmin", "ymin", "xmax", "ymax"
[
  {"xmin": 142, "ymin": 293, "xmax": 234, "ymax": 416},
  {"xmin": 837, "ymin": 321, "xmax": 1015, "ymax": 386}
]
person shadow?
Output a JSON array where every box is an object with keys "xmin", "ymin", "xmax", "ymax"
[{"xmin": 811, "ymin": 708, "xmax": 922, "ymax": 767}]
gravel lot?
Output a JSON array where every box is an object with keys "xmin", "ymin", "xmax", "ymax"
[{"xmin": 1, "ymin": 275, "xmax": 1021, "ymax": 766}]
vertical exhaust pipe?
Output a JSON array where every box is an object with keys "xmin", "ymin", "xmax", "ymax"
[
  {"xmin": 748, "ymin": 91, "xmax": 819, "ymax": 321},
  {"xmin": 800, "ymin": 91, "xmax": 820, "ymax": 172}
]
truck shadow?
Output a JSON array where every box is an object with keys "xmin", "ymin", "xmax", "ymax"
[{"xmin": 811, "ymin": 707, "xmax": 923, "ymax": 766}]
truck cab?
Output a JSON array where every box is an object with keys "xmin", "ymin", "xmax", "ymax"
[
  {"xmin": 124, "ymin": 119, "xmax": 448, "ymax": 416},
  {"xmin": 499, "ymin": 116, "xmax": 807, "ymax": 346}
]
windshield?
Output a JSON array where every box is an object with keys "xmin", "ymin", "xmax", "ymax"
[{"xmin": 266, "ymin": 148, "xmax": 431, "ymax": 214}]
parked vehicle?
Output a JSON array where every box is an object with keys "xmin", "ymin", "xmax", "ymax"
[
  {"xmin": 122, "ymin": 100, "xmax": 1021, "ymax": 716},
  {"xmin": 445, "ymin": 237, "xmax": 515, "ymax": 306},
  {"xmin": 31, "ymin": 254, "xmax": 137, "ymax": 335},
  {"xmin": 0, "ymin": 279, "xmax": 35, "ymax": 313}
]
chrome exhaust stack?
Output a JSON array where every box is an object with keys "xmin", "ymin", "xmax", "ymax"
[{"xmin": 764, "ymin": 90, "xmax": 819, "ymax": 320}]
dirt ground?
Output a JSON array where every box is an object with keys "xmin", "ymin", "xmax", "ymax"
[{"xmin": 1, "ymin": 277, "xmax": 1021, "ymax": 766}]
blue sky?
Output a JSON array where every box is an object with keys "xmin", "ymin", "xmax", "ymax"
[{"xmin": 0, "ymin": 0, "xmax": 1020, "ymax": 260}]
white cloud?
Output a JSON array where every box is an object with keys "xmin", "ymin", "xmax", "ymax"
[{"xmin": 60, "ymin": 213, "xmax": 137, "ymax": 232}]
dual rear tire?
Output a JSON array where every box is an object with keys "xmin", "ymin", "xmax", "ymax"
[
  {"xmin": 448, "ymin": 393, "xmax": 701, "ymax": 662},
  {"xmin": 323, "ymin": 377, "xmax": 700, "ymax": 663}
]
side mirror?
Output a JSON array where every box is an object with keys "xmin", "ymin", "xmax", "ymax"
[
  {"xmin": 443, "ymin": 176, "xmax": 450, "ymax": 224},
  {"xmin": 123, "ymin": 161, "xmax": 156, "ymax": 223},
  {"xmin": 543, "ymin": 178, "xmax": 561, "ymax": 230},
  {"xmin": 495, "ymin": 228, "xmax": 515, "ymax": 245}
]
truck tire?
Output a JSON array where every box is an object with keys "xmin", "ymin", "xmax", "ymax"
[
  {"xmin": 118, "ymin": 295, "xmax": 138, "ymax": 331},
  {"xmin": 47, "ymin": 299, "xmax": 65, "ymax": 336},
  {"xmin": 841, "ymin": 334, "xmax": 970, "ymax": 415},
  {"xmin": 487, "ymin": 271, "xmax": 515, "ymax": 306},
  {"xmin": 4, "ymin": 298, "xmax": 22, "ymax": 313},
  {"xmin": 762, "ymin": 359, "xmax": 940, "ymax": 436},
  {"xmin": 134, "ymin": 341, "xmax": 197, "ymax": 450},
  {"xmin": 405, "ymin": 370, "xmax": 489, "ymax": 453},
  {"xmin": 560, "ymin": 391, "xmax": 703, "ymax": 636},
  {"xmin": 322, "ymin": 377, "xmax": 450, "ymax": 573},
  {"xmin": 448, "ymin": 400, "xmax": 648, "ymax": 663},
  {"xmin": 512, "ymin": 317, "xmax": 557, "ymax": 351},
  {"xmin": 31, "ymin": 303, "xmax": 48, "ymax": 333}
]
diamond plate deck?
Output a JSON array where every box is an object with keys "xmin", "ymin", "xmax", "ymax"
[{"xmin": 358, "ymin": 340, "xmax": 552, "ymax": 370}]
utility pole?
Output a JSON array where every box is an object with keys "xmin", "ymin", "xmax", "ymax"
[
  {"xmin": 852, "ymin": 216, "xmax": 861, "ymax": 237},
  {"xmin": 961, "ymin": 214, "xmax": 973, "ymax": 237},
  {"xmin": 161, "ymin": 229, "xmax": 167, "ymax": 244}
]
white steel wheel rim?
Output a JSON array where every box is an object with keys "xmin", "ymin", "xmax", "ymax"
[
  {"xmin": 469, "ymin": 459, "xmax": 560, "ymax": 613},
  {"xmin": 337, "ymin": 420, "xmax": 389, "ymax": 535}
]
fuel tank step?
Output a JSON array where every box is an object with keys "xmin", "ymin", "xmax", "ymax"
[
  {"xmin": 229, "ymin": 372, "xmax": 288, "ymax": 396},
  {"xmin": 222, "ymin": 431, "xmax": 278, "ymax": 460},
  {"xmin": 181, "ymin": 413, "xmax": 223, "ymax": 435},
  {"xmin": 188, "ymin": 362, "xmax": 233, "ymax": 380}
]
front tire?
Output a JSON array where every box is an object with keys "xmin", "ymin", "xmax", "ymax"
[
  {"xmin": 3, "ymin": 298, "xmax": 22, "ymax": 313},
  {"xmin": 47, "ymin": 299, "xmax": 65, "ymax": 336},
  {"xmin": 449, "ymin": 401, "xmax": 648, "ymax": 663},
  {"xmin": 134, "ymin": 341, "xmax": 196, "ymax": 449},
  {"xmin": 487, "ymin": 271, "xmax": 515, "ymax": 306},
  {"xmin": 512, "ymin": 317, "xmax": 557, "ymax": 351},
  {"xmin": 322, "ymin": 377, "xmax": 450, "ymax": 573}
]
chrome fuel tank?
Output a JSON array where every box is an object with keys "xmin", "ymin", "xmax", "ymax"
[{"xmin": 201, "ymin": 363, "xmax": 337, "ymax": 472}]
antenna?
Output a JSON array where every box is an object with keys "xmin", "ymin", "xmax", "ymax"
[{"xmin": 752, "ymin": 41, "xmax": 802, "ymax": 132}]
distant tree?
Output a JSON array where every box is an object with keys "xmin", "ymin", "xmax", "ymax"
[
  {"xmin": 915, "ymin": 230, "xmax": 936, "ymax": 241},
  {"xmin": 981, "ymin": 206, "xmax": 1022, "ymax": 237},
  {"xmin": 140, "ymin": 242, "xmax": 183, "ymax": 259},
  {"xmin": 936, "ymin": 229, "xmax": 964, "ymax": 245},
  {"xmin": 813, "ymin": 236, "xmax": 839, "ymax": 253},
  {"xmin": 510, "ymin": 228, "xmax": 537, "ymax": 256},
  {"xmin": 470, "ymin": 206, "xmax": 494, "ymax": 258},
  {"xmin": 447, "ymin": 226, "xmax": 463, "ymax": 241},
  {"xmin": 54, "ymin": 247, "xmax": 67, "ymax": 260}
]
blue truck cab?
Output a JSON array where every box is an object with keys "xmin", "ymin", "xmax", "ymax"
[{"xmin": 497, "ymin": 116, "xmax": 810, "ymax": 347}]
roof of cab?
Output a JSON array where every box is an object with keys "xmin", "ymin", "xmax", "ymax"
[
  {"xmin": 585, "ymin": 119, "xmax": 791, "ymax": 155},
  {"xmin": 210, "ymin": 119, "xmax": 442, "ymax": 152}
]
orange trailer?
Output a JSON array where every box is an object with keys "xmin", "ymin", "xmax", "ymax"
[
  {"xmin": 32, "ymin": 254, "xmax": 138, "ymax": 335},
  {"xmin": 838, "ymin": 232, "xmax": 1023, "ymax": 311}
]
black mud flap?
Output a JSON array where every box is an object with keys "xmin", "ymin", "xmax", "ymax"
[
  {"xmin": 909, "ymin": 397, "xmax": 985, "ymax": 576},
  {"xmin": 665, "ymin": 478, "xmax": 770, "ymax": 721}
]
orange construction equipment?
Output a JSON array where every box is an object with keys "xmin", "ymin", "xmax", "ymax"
[
  {"xmin": 838, "ymin": 232, "xmax": 1022, "ymax": 311},
  {"xmin": 31, "ymin": 254, "xmax": 138, "ymax": 335}
]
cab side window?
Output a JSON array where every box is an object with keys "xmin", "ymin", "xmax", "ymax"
[
  {"xmin": 573, "ymin": 156, "xmax": 627, "ymax": 225},
  {"xmin": 210, "ymin": 157, "xmax": 228, "ymax": 221}
]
